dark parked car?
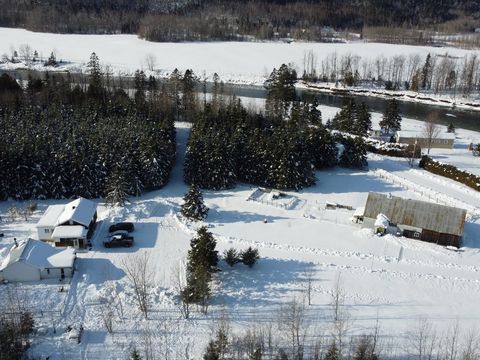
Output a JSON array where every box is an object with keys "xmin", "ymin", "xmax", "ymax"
[
  {"xmin": 108, "ymin": 222, "xmax": 134, "ymax": 233},
  {"xmin": 103, "ymin": 233, "xmax": 134, "ymax": 248}
]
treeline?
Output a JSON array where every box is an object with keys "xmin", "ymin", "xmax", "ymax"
[
  {"xmin": 303, "ymin": 50, "xmax": 480, "ymax": 97},
  {"xmin": 1, "ymin": 0, "xmax": 479, "ymax": 42},
  {"xmin": 184, "ymin": 64, "xmax": 369, "ymax": 191},
  {"xmin": 0, "ymin": 54, "xmax": 180, "ymax": 201}
]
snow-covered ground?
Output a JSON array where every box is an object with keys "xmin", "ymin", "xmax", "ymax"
[
  {"xmin": 1, "ymin": 27, "xmax": 479, "ymax": 87},
  {"xmin": 1, "ymin": 119, "xmax": 480, "ymax": 359}
]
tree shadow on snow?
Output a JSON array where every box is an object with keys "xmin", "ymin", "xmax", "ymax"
[
  {"xmin": 304, "ymin": 169, "xmax": 402, "ymax": 195},
  {"xmin": 208, "ymin": 209, "xmax": 289, "ymax": 224},
  {"xmin": 214, "ymin": 258, "xmax": 318, "ymax": 312}
]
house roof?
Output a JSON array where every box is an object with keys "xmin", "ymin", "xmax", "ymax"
[
  {"xmin": 51, "ymin": 226, "xmax": 87, "ymax": 239},
  {"xmin": 0, "ymin": 239, "xmax": 75, "ymax": 271},
  {"xmin": 36, "ymin": 205, "xmax": 65, "ymax": 227},
  {"xmin": 364, "ymin": 193, "xmax": 466, "ymax": 236},
  {"xmin": 396, "ymin": 130, "xmax": 456, "ymax": 140},
  {"xmin": 56, "ymin": 198, "xmax": 97, "ymax": 227}
]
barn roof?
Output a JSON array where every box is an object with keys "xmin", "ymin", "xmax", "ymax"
[
  {"xmin": 364, "ymin": 193, "xmax": 466, "ymax": 236},
  {"xmin": 0, "ymin": 239, "xmax": 75, "ymax": 271}
]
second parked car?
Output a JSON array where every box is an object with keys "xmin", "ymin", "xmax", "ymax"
[{"xmin": 108, "ymin": 222, "xmax": 134, "ymax": 233}]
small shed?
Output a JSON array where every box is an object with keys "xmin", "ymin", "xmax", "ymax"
[
  {"xmin": 0, "ymin": 239, "xmax": 76, "ymax": 282},
  {"xmin": 363, "ymin": 192, "xmax": 466, "ymax": 247},
  {"xmin": 395, "ymin": 130, "xmax": 455, "ymax": 149}
]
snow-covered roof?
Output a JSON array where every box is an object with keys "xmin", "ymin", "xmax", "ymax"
[
  {"xmin": 56, "ymin": 198, "xmax": 97, "ymax": 227},
  {"xmin": 353, "ymin": 207, "xmax": 365, "ymax": 217},
  {"xmin": 36, "ymin": 205, "xmax": 65, "ymax": 227},
  {"xmin": 364, "ymin": 192, "xmax": 466, "ymax": 236},
  {"xmin": 0, "ymin": 239, "xmax": 75, "ymax": 271},
  {"xmin": 374, "ymin": 213, "xmax": 390, "ymax": 228},
  {"xmin": 51, "ymin": 226, "xmax": 87, "ymax": 239},
  {"xmin": 396, "ymin": 130, "xmax": 455, "ymax": 140}
]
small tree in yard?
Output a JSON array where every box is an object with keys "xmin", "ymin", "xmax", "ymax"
[
  {"xmin": 122, "ymin": 251, "xmax": 153, "ymax": 319},
  {"xmin": 184, "ymin": 226, "xmax": 218, "ymax": 314},
  {"xmin": 447, "ymin": 122, "xmax": 455, "ymax": 133},
  {"xmin": 181, "ymin": 184, "xmax": 208, "ymax": 221},
  {"xmin": 241, "ymin": 247, "xmax": 260, "ymax": 268},
  {"xmin": 380, "ymin": 99, "xmax": 402, "ymax": 134},
  {"xmin": 224, "ymin": 248, "xmax": 241, "ymax": 266}
]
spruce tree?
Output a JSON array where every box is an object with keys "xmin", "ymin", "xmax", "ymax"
[
  {"xmin": 354, "ymin": 102, "xmax": 372, "ymax": 137},
  {"xmin": 181, "ymin": 184, "xmax": 209, "ymax": 221},
  {"xmin": 447, "ymin": 122, "xmax": 455, "ymax": 133},
  {"xmin": 241, "ymin": 247, "xmax": 260, "ymax": 268},
  {"xmin": 203, "ymin": 340, "xmax": 220, "ymax": 360},
  {"xmin": 325, "ymin": 341, "xmax": 340, "ymax": 360},
  {"xmin": 105, "ymin": 166, "xmax": 129, "ymax": 207},
  {"xmin": 379, "ymin": 99, "xmax": 402, "ymax": 134},
  {"xmin": 224, "ymin": 248, "xmax": 240, "ymax": 266},
  {"xmin": 184, "ymin": 227, "xmax": 218, "ymax": 308},
  {"xmin": 339, "ymin": 137, "xmax": 368, "ymax": 169},
  {"xmin": 130, "ymin": 348, "xmax": 142, "ymax": 360},
  {"xmin": 421, "ymin": 53, "xmax": 432, "ymax": 90}
]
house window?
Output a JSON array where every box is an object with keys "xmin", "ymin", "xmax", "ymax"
[
  {"xmin": 44, "ymin": 229, "xmax": 50, "ymax": 234},
  {"xmin": 413, "ymin": 232, "xmax": 420, "ymax": 238}
]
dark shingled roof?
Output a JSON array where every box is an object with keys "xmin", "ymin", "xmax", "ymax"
[{"xmin": 364, "ymin": 192, "xmax": 467, "ymax": 236}]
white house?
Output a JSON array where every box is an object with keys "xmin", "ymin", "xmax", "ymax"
[
  {"xmin": 0, "ymin": 239, "xmax": 76, "ymax": 282},
  {"xmin": 36, "ymin": 198, "xmax": 97, "ymax": 249}
]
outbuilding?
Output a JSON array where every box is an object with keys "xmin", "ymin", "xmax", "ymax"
[
  {"xmin": 362, "ymin": 192, "xmax": 467, "ymax": 247},
  {"xmin": 395, "ymin": 130, "xmax": 455, "ymax": 149},
  {"xmin": 0, "ymin": 239, "xmax": 76, "ymax": 282},
  {"xmin": 36, "ymin": 198, "xmax": 97, "ymax": 249}
]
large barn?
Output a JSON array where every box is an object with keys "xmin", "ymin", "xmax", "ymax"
[
  {"xmin": 0, "ymin": 239, "xmax": 76, "ymax": 282},
  {"xmin": 361, "ymin": 192, "xmax": 467, "ymax": 247},
  {"xmin": 36, "ymin": 198, "xmax": 97, "ymax": 249}
]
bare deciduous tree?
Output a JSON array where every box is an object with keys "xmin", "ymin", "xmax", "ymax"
[
  {"xmin": 330, "ymin": 272, "xmax": 350, "ymax": 356},
  {"xmin": 19, "ymin": 44, "xmax": 33, "ymax": 66},
  {"xmin": 145, "ymin": 53, "xmax": 157, "ymax": 72},
  {"xmin": 122, "ymin": 251, "xmax": 154, "ymax": 319},
  {"xmin": 277, "ymin": 296, "xmax": 308, "ymax": 360},
  {"xmin": 422, "ymin": 112, "xmax": 441, "ymax": 155},
  {"xmin": 303, "ymin": 267, "xmax": 315, "ymax": 306},
  {"xmin": 172, "ymin": 261, "xmax": 190, "ymax": 319}
]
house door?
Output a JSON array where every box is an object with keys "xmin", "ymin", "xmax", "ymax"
[
  {"xmin": 73, "ymin": 239, "xmax": 79, "ymax": 248},
  {"xmin": 60, "ymin": 268, "xmax": 65, "ymax": 280}
]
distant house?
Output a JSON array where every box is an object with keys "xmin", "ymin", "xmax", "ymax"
[
  {"xmin": 0, "ymin": 239, "xmax": 76, "ymax": 282},
  {"xmin": 395, "ymin": 130, "xmax": 455, "ymax": 149},
  {"xmin": 361, "ymin": 192, "xmax": 467, "ymax": 247},
  {"xmin": 36, "ymin": 198, "xmax": 97, "ymax": 249}
]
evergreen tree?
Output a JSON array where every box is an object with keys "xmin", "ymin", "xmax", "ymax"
[
  {"xmin": 203, "ymin": 340, "xmax": 220, "ymax": 360},
  {"xmin": 379, "ymin": 99, "xmax": 402, "ymax": 134},
  {"xmin": 224, "ymin": 248, "xmax": 240, "ymax": 266},
  {"xmin": 181, "ymin": 69, "xmax": 199, "ymax": 122},
  {"xmin": 353, "ymin": 102, "xmax": 372, "ymax": 137},
  {"xmin": 87, "ymin": 52, "xmax": 103, "ymax": 99},
  {"xmin": 447, "ymin": 122, "xmax": 455, "ymax": 133},
  {"xmin": 181, "ymin": 184, "xmax": 209, "ymax": 221},
  {"xmin": 331, "ymin": 98, "xmax": 356, "ymax": 133},
  {"xmin": 184, "ymin": 227, "xmax": 218, "ymax": 308},
  {"xmin": 130, "ymin": 348, "xmax": 142, "ymax": 360},
  {"xmin": 325, "ymin": 341, "xmax": 340, "ymax": 360},
  {"xmin": 241, "ymin": 247, "xmax": 260, "ymax": 267},
  {"xmin": 265, "ymin": 64, "xmax": 297, "ymax": 119},
  {"xmin": 105, "ymin": 166, "xmax": 129, "ymax": 206},
  {"xmin": 339, "ymin": 136, "xmax": 368, "ymax": 169},
  {"xmin": 421, "ymin": 53, "xmax": 432, "ymax": 90}
]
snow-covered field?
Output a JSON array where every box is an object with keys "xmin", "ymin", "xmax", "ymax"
[
  {"xmin": 1, "ymin": 27, "xmax": 479, "ymax": 87},
  {"xmin": 1, "ymin": 120, "xmax": 480, "ymax": 359}
]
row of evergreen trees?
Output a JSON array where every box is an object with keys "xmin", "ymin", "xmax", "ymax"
[
  {"xmin": 0, "ymin": 54, "xmax": 177, "ymax": 201},
  {"xmin": 183, "ymin": 100, "xmax": 340, "ymax": 191}
]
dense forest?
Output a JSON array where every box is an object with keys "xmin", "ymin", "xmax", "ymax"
[
  {"xmin": 0, "ymin": 54, "xmax": 179, "ymax": 201},
  {"xmin": 0, "ymin": 0, "xmax": 479, "ymax": 42}
]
